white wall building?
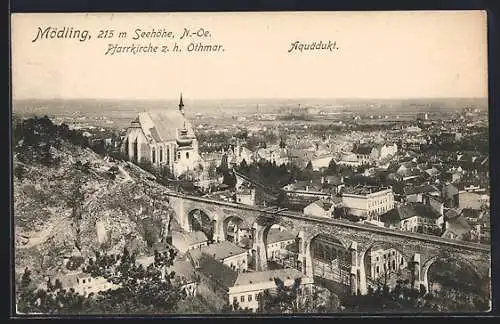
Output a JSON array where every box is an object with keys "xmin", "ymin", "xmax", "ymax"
[
  {"xmin": 366, "ymin": 247, "xmax": 407, "ymax": 282},
  {"xmin": 337, "ymin": 152, "xmax": 362, "ymax": 167},
  {"xmin": 342, "ymin": 186, "xmax": 395, "ymax": 219},
  {"xmin": 228, "ymin": 268, "xmax": 314, "ymax": 312},
  {"xmin": 311, "ymin": 155, "xmax": 333, "ymax": 171},
  {"xmin": 303, "ymin": 200, "xmax": 335, "ymax": 218},
  {"xmin": 42, "ymin": 272, "xmax": 120, "ymax": 297},
  {"xmin": 190, "ymin": 241, "xmax": 249, "ymax": 272},
  {"xmin": 379, "ymin": 143, "xmax": 398, "ymax": 160},
  {"xmin": 266, "ymin": 228, "xmax": 297, "ymax": 263},
  {"xmin": 171, "ymin": 230, "xmax": 208, "ymax": 254},
  {"xmin": 398, "ymin": 202, "xmax": 444, "ymax": 233},
  {"xmin": 235, "ymin": 188, "xmax": 256, "ymax": 206}
]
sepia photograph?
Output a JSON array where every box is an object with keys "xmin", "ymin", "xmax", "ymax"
[{"xmin": 10, "ymin": 11, "xmax": 491, "ymax": 315}]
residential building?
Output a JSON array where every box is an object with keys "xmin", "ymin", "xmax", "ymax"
[
  {"xmin": 189, "ymin": 252, "xmax": 239, "ymax": 301},
  {"xmin": 255, "ymin": 147, "xmax": 289, "ymax": 166},
  {"xmin": 227, "ymin": 143, "xmax": 255, "ymax": 166},
  {"xmin": 266, "ymin": 228, "xmax": 298, "ymax": 265},
  {"xmin": 282, "ymin": 181, "xmax": 332, "ymax": 200},
  {"xmin": 42, "ymin": 272, "xmax": 120, "ymax": 297},
  {"xmin": 352, "ymin": 143, "xmax": 378, "ymax": 164},
  {"xmin": 441, "ymin": 211, "xmax": 473, "ymax": 241},
  {"xmin": 228, "ymin": 268, "xmax": 314, "ymax": 312},
  {"xmin": 341, "ymin": 186, "xmax": 395, "ymax": 219},
  {"xmin": 441, "ymin": 183, "xmax": 460, "ymax": 208},
  {"xmin": 136, "ymin": 254, "xmax": 199, "ymax": 297},
  {"xmin": 235, "ymin": 186, "xmax": 257, "ymax": 206},
  {"xmin": 171, "ymin": 230, "xmax": 208, "ymax": 254},
  {"xmin": 406, "ymin": 126, "xmax": 422, "ymax": 133},
  {"xmin": 378, "ymin": 143, "xmax": 398, "ymax": 160},
  {"xmin": 405, "ymin": 184, "xmax": 441, "ymax": 203},
  {"xmin": 189, "ymin": 241, "xmax": 249, "ymax": 272},
  {"xmin": 397, "ymin": 202, "xmax": 444, "ymax": 234},
  {"xmin": 311, "ymin": 154, "xmax": 334, "ymax": 171},
  {"xmin": 459, "ymin": 191, "xmax": 486, "ymax": 211},
  {"xmin": 365, "ymin": 247, "xmax": 407, "ymax": 284},
  {"xmin": 321, "ymin": 175, "xmax": 345, "ymax": 195},
  {"xmin": 337, "ymin": 152, "xmax": 362, "ymax": 167},
  {"xmin": 379, "ymin": 209, "xmax": 401, "ymax": 229},
  {"xmin": 224, "ymin": 219, "xmax": 254, "ymax": 248},
  {"xmin": 303, "ymin": 199, "xmax": 335, "ymax": 218}
]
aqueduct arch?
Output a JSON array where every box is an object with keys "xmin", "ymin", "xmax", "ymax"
[
  {"xmin": 307, "ymin": 234, "xmax": 352, "ymax": 294},
  {"xmin": 250, "ymin": 215, "xmax": 300, "ymax": 272},
  {"xmin": 359, "ymin": 241, "xmax": 413, "ymax": 291},
  {"xmin": 221, "ymin": 215, "xmax": 249, "ymax": 245},
  {"xmin": 187, "ymin": 208, "xmax": 217, "ymax": 242},
  {"xmin": 167, "ymin": 193, "xmax": 491, "ymax": 299},
  {"xmin": 422, "ymin": 254, "xmax": 487, "ymax": 297}
]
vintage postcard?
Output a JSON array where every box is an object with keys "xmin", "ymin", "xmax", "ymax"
[{"xmin": 11, "ymin": 11, "xmax": 490, "ymax": 315}]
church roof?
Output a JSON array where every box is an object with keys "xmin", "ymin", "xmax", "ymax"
[
  {"xmin": 137, "ymin": 110, "xmax": 195, "ymax": 143},
  {"xmin": 352, "ymin": 144, "xmax": 374, "ymax": 155}
]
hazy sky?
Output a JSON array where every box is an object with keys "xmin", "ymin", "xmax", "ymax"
[{"xmin": 11, "ymin": 11, "xmax": 487, "ymax": 100}]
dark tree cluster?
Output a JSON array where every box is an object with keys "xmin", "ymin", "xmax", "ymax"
[
  {"xmin": 258, "ymin": 277, "xmax": 302, "ymax": 313},
  {"xmin": 235, "ymin": 160, "xmax": 324, "ymax": 193},
  {"xmin": 16, "ymin": 247, "xmax": 187, "ymax": 314},
  {"xmin": 13, "ymin": 116, "xmax": 90, "ymax": 167},
  {"xmin": 341, "ymin": 280, "xmax": 433, "ymax": 313},
  {"xmin": 16, "ymin": 267, "xmax": 95, "ymax": 314}
]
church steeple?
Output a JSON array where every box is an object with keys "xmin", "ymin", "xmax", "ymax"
[{"xmin": 178, "ymin": 93, "xmax": 185, "ymax": 115}]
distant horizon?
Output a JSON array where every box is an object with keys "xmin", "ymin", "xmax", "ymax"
[{"xmin": 12, "ymin": 96, "xmax": 489, "ymax": 102}]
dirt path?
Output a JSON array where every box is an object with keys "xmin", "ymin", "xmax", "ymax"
[
  {"xmin": 118, "ymin": 164, "xmax": 135, "ymax": 184},
  {"xmin": 20, "ymin": 208, "xmax": 70, "ymax": 249}
]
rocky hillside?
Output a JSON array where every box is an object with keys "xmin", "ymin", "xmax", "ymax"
[{"xmin": 14, "ymin": 132, "xmax": 177, "ymax": 284}]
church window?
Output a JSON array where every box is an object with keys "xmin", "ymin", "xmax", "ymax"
[
  {"xmin": 124, "ymin": 139, "xmax": 129, "ymax": 156},
  {"xmin": 133, "ymin": 140, "xmax": 138, "ymax": 162},
  {"xmin": 152, "ymin": 148, "xmax": 156, "ymax": 164},
  {"xmin": 159, "ymin": 148, "xmax": 163, "ymax": 162},
  {"xmin": 186, "ymin": 152, "xmax": 190, "ymax": 159},
  {"xmin": 177, "ymin": 152, "xmax": 181, "ymax": 160},
  {"xmin": 167, "ymin": 147, "xmax": 170, "ymax": 164}
]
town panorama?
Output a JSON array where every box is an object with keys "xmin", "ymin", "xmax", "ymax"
[{"xmin": 13, "ymin": 96, "xmax": 491, "ymax": 314}]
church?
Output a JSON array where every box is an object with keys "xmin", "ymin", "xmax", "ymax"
[{"xmin": 121, "ymin": 94, "xmax": 202, "ymax": 178}]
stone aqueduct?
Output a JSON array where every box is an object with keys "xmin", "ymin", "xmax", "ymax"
[{"xmin": 167, "ymin": 192, "xmax": 491, "ymax": 295}]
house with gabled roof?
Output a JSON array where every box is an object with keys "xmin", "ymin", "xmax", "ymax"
[
  {"xmin": 395, "ymin": 202, "xmax": 444, "ymax": 234},
  {"xmin": 303, "ymin": 199, "xmax": 335, "ymax": 218},
  {"xmin": 228, "ymin": 268, "xmax": 314, "ymax": 313}
]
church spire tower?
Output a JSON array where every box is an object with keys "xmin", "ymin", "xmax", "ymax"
[{"xmin": 178, "ymin": 93, "xmax": 185, "ymax": 116}]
